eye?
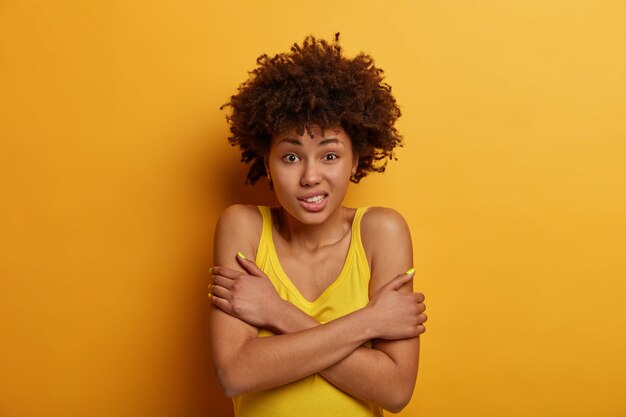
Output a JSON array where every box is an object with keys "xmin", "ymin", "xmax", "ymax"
[
  {"xmin": 323, "ymin": 153, "xmax": 339, "ymax": 161},
  {"xmin": 282, "ymin": 153, "xmax": 300, "ymax": 163}
]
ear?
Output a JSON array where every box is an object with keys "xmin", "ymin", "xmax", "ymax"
[
  {"xmin": 263, "ymin": 154, "xmax": 270, "ymax": 175},
  {"xmin": 351, "ymin": 154, "xmax": 359, "ymax": 176}
]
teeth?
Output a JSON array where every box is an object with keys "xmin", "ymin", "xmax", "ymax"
[{"xmin": 304, "ymin": 195, "xmax": 326, "ymax": 203}]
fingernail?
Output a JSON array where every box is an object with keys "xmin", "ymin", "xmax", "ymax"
[
  {"xmin": 405, "ymin": 268, "xmax": 415, "ymax": 276},
  {"xmin": 237, "ymin": 251, "xmax": 247, "ymax": 260},
  {"xmin": 209, "ymin": 267, "xmax": 213, "ymax": 274}
]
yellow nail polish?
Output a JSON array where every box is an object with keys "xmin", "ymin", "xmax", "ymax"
[
  {"xmin": 405, "ymin": 268, "xmax": 415, "ymax": 276},
  {"xmin": 237, "ymin": 251, "xmax": 247, "ymax": 260},
  {"xmin": 209, "ymin": 267, "xmax": 213, "ymax": 274}
]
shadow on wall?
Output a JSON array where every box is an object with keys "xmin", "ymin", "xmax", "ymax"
[{"xmin": 221, "ymin": 160, "xmax": 279, "ymax": 208}]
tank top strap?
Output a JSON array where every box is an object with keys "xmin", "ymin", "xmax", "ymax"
[
  {"xmin": 255, "ymin": 206, "xmax": 273, "ymax": 267},
  {"xmin": 350, "ymin": 207, "xmax": 370, "ymax": 278}
]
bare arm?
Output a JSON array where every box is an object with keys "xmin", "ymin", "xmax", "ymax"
[
  {"xmin": 346, "ymin": 207, "xmax": 422, "ymax": 411},
  {"xmin": 210, "ymin": 207, "xmax": 426, "ymax": 412},
  {"xmin": 209, "ymin": 205, "xmax": 423, "ymax": 398}
]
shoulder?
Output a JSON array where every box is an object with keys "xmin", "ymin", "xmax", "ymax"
[
  {"xmin": 360, "ymin": 207, "xmax": 413, "ymax": 291},
  {"xmin": 216, "ymin": 204, "xmax": 262, "ymax": 230},
  {"xmin": 360, "ymin": 206, "xmax": 411, "ymax": 239},
  {"xmin": 214, "ymin": 204, "xmax": 264, "ymax": 263}
]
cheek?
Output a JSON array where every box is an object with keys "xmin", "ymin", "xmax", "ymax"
[
  {"xmin": 327, "ymin": 166, "xmax": 352, "ymax": 186},
  {"xmin": 270, "ymin": 172, "xmax": 295, "ymax": 197}
]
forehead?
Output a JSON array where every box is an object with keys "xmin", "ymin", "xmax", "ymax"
[{"xmin": 271, "ymin": 125, "xmax": 352, "ymax": 147}]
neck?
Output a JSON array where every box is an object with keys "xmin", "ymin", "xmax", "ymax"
[{"xmin": 277, "ymin": 206, "xmax": 351, "ymax": 251}]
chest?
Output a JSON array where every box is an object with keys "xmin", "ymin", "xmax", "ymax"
[{"xmin": 274, "ymin": 234, "xmax": 352, "ymax": 302}]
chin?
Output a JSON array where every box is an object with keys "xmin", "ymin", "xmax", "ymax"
[
  {"xmin": 282, "ymin": 204, "xmax": 335, "ymax": 226},
  {"xmin": 290, "ymin": 210, "xmax": 328, "ymax": 225}
]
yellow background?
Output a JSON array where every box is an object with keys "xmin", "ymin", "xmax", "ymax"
[{"xmin": 1, "ymin": 1, "xmax": 625, "ymax": 416}]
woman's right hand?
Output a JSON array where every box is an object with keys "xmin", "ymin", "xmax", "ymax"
[
  {"xmin": 365, "ymin": 272, "xmax": 427, "ymax": 340},
  {"xmin": 210, "ymin": 254, "xmax": 286, "ymax": 330}
]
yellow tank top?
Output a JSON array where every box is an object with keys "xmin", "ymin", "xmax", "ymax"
[{"xmin": 232, "ymin": 206, "xmax": 382, "ymax": 417}]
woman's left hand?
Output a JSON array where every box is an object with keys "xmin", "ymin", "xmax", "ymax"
[{"xmin": 209, "ymin": 255, "xmax": 284, "ymax": 329}]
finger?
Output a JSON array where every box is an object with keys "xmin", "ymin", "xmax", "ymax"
[
  {"xmin": 414, "ymin": 292, "xmax": 425, "ymax": 304},
  {"xmin": 211, "ymin": 284, "xmax": 232, "ymax": 301},
  {"xmin": 235, "ymin": 253, "xmax": 265, "ymax": 277},
  {"xmin": 210, "ymin": 293, "xmax": 232, "ymax": 315},
  {"xmin": 211, "ymin": 275, "xmax": 234, "ymax": 290},
  {"xmin": 418, "ymin": 313, "xmax": 428, "ymax": 324},
  {"xmin": 211, "ymin": 265, "xmax": 246, "ymax": 279},
  {"xmin": 416, "ymin": 302, "xmax": 426, "ymax": 314},
  {"xmin": 386, "ymin": 272, "xmax": 414, "ymax": 291}
]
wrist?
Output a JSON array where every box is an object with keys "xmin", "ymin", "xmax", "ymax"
[
  {"xmin": 354, "ymin": 305, "xmax": 377, "ymax": 340},
  {"xmin": 267, "ymin": 298, "xmax": 296, "ymax": 334},
  {"xmin": 269, "ymin": 299, "xmax": 321, "ymax": 334}
]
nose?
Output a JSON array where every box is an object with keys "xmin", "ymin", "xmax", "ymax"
[{"xmin": 300, "ymin": 161, "xmax": 322, "ymax": 187}]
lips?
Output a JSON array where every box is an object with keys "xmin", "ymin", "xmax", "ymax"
[{"xmin": 297, "ymin": 191, "xmax": 328, "ymax": 212}]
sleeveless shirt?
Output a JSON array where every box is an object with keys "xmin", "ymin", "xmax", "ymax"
[{"xmin": 232, "ymin": 206, "xmax": 382, "ymax": 417}]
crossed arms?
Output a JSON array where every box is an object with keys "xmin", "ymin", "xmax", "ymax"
[{"xmin": 208, "ymin": 205, "xmax": 427, "ymax": 413}]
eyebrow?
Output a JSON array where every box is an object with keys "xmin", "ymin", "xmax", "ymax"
[{"xmin": 278, "ymin": 138, "xmax": 342, "ymax": 146}]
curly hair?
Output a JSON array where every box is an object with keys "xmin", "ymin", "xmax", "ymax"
[{"xmin": 221, "ymin": 33, "xmax": 403, "ymax": 184}]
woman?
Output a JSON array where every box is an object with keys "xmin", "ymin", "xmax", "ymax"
[{"xmin": 209, "ymin": 34, "xmax": 427, "ymax": 417}]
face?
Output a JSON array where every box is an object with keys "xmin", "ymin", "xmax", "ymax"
[{"xmin": 266, "ymin": 125, "xmax": 358, "ymax": 225}]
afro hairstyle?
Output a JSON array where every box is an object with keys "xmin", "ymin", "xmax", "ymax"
[{"xmin": 221, "ymin": 33, "xmax": 403, "ymax": 184}]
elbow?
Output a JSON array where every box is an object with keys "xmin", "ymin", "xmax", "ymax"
[
  {"xmin": 220, "ymin": 384, "xmax": 242, "ymax": 399},
  {"xmin": 222, "ymin": 388, "xmax": 241, "ymax": 399},
  {"xmin": 382, "ymin": 388, "xmax": 413, "ymax": 414},
  {"xmin": 385, "ymin": 400, "xmax": 409, "ymax": 414},
  {"xmin": 215, "ymin": 366, "xmax": 248, "ymax": 398}
]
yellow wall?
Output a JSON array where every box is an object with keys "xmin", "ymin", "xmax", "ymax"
[{"xmin": 1, "ymin": 1, "xmax": 625, "ymax": 416}]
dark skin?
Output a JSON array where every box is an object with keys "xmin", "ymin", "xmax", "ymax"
[{"xmin": 208, "ymin": 126, "xmax": 427, "ymax": 413}]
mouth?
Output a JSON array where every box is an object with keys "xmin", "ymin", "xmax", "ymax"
[{"xmin": 297, "ymin": 192, "xmax": 328, "ymax": 212}]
